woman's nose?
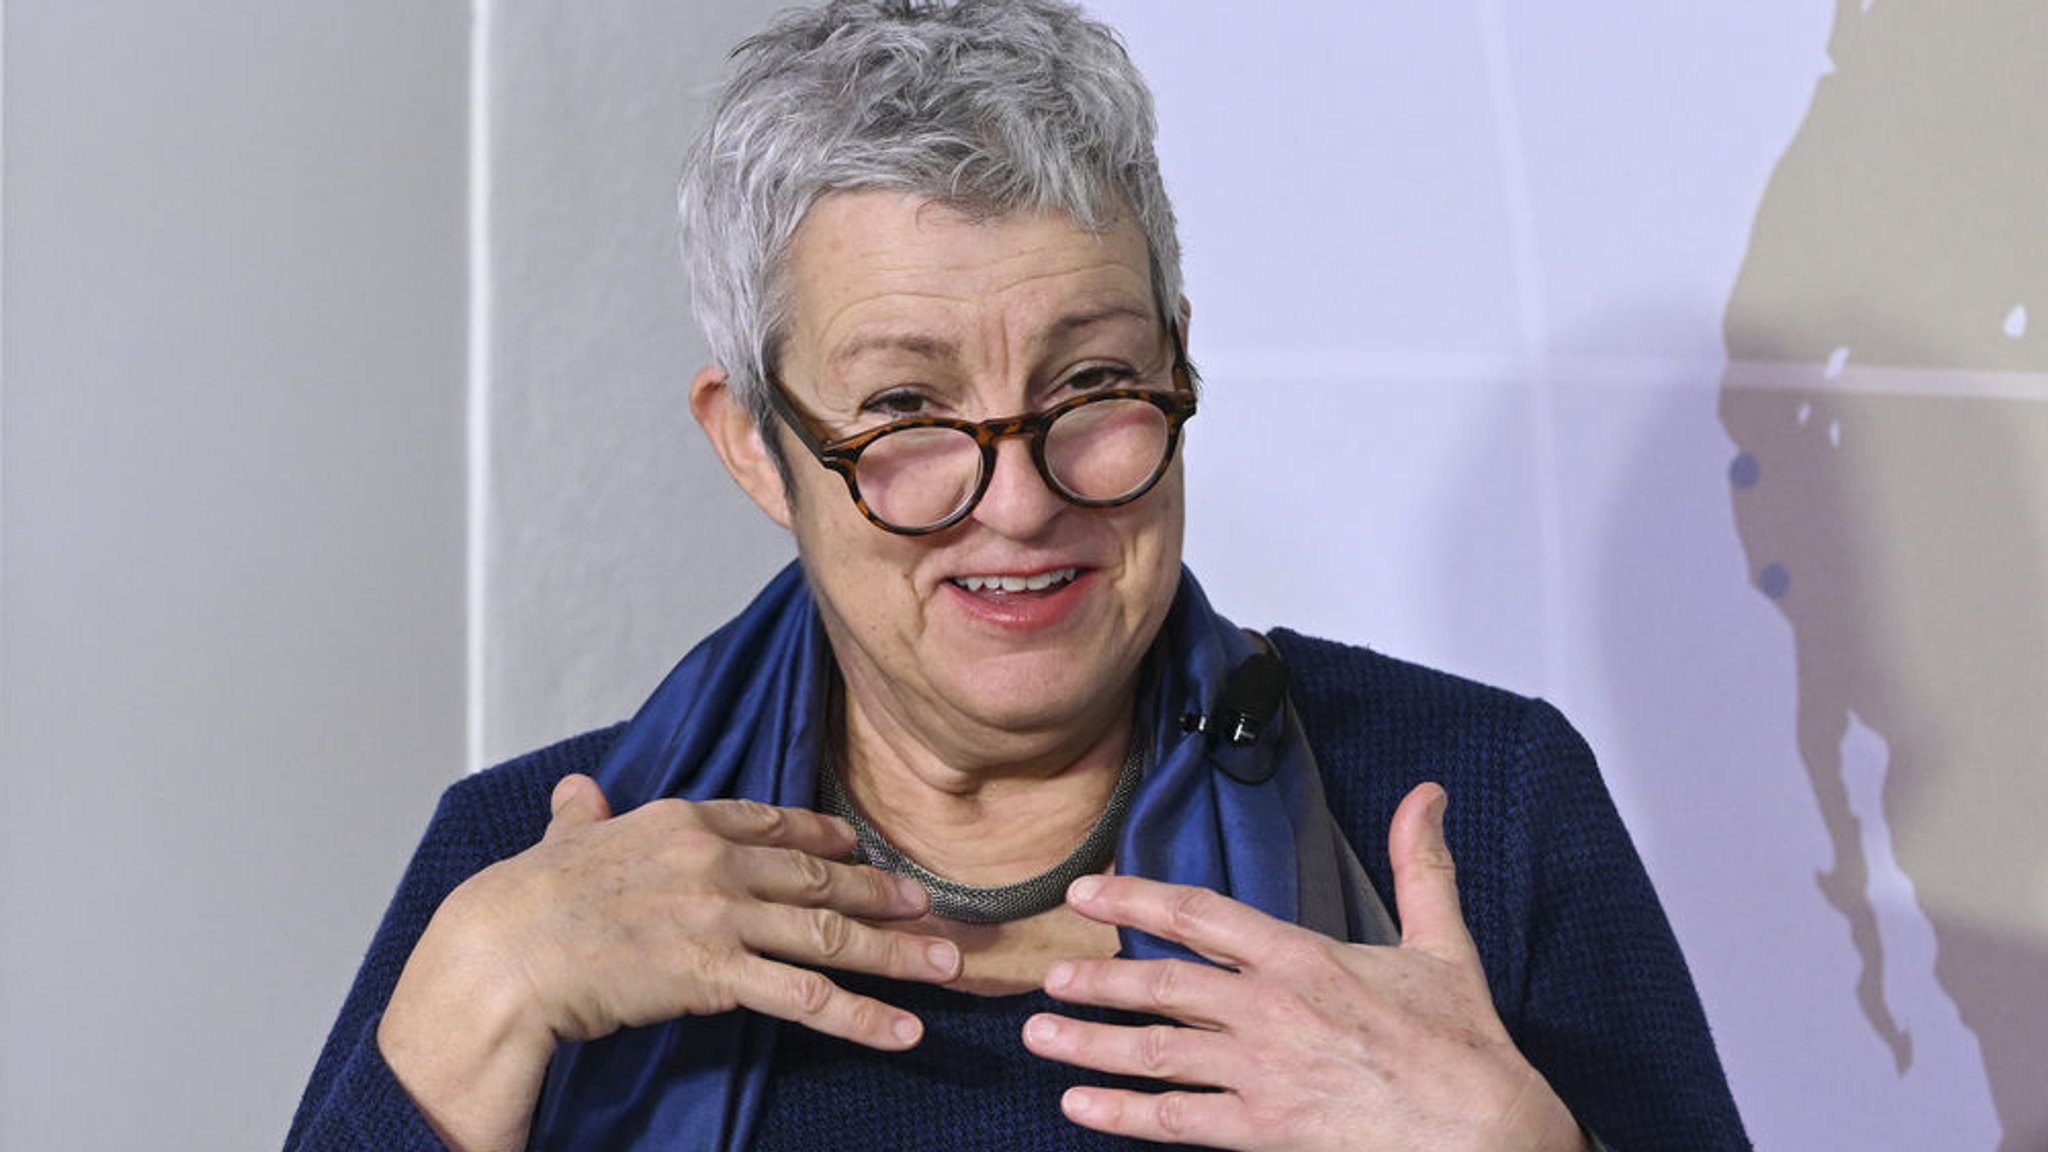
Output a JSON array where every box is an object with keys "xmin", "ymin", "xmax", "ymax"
[{"xmin": 965, "ymin": 436, "xmax": 1066, "ymax": 538}]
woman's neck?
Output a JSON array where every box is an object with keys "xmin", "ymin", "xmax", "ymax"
[{"xmin": 832, "ymin": 688, "xmax": 1137, "ymax": 887}]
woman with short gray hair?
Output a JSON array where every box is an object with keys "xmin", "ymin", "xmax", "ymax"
[{"xmin": 289, "ymin": 3, "xmax": 1747, "ymax": 1150}]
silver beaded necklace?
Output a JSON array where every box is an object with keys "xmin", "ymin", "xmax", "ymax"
[{"xmin": 816, "ymin": 743, "xmax": 1145, "ymax": 924}]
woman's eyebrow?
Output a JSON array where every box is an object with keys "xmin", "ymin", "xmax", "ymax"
[
  {"xmin": 823, "ymin": 305, "xmax": 1154, "ymax": 376},
  {"xmin": 1041, "ymin": 304, "xmax": 1155, "ymax": 346},
  {"xmin": 828, "ymin": 331, "xmax": 963, "ymax": 372}
]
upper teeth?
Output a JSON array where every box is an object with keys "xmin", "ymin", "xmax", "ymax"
[{"xmin": 956, "ymin": 568, "xmax": 1077, "ymax": 593}]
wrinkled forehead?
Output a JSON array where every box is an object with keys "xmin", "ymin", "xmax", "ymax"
[{"xmin": 775, "ymin": 192, "xmax": 1160, "ymax": 366}]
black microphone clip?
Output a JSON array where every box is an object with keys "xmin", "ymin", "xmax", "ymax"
[{"xmin": 1180, "ymin": 650, "xmax": 1289, "ymax": 750}]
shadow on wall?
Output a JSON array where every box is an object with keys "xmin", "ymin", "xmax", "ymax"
[{"xmin": 1720, "ymin": 1, "xmax": 2048, "ymax": 1147}]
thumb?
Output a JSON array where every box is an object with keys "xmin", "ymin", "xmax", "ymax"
[
  {"xmin": 543, "ymin": 773, "xmax": 612, "ymax": 842},
  {"xmin": 1387, "ymin": 783, "xmax": 1478, "ymax": 961}
]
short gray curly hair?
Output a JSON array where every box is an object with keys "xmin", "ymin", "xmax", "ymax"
[{"xmin": 678, "ymin": 0, "xmax": 1184, "ymax": 436}]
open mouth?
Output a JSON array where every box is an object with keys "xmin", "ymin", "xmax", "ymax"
[{"xmin": 949, "ymin": 567, "xmax": 1080, "ymax": 595}]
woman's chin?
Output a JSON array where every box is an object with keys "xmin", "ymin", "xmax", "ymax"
[{"xmin": 927, "ymin": 654, "xmax": 1138, "ymax": 744}]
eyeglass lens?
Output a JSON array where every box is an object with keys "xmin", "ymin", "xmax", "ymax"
[{"xmin": 858, "ymin": 396, "xmax": 1175, "ymax": 531}]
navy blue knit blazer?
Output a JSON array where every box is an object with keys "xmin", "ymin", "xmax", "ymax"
[{"xmin": 286, "ymin": 630, "xmax": 1748, "ymax": 1151}]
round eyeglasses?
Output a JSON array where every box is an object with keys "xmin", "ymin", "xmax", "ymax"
[{"xmin": 765, "ymin": 334, "xmax": 1197, "ymax": 536}]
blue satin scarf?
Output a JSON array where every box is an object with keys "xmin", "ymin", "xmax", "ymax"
[{"xmin": 528, "ymin": 561, "xmax": 1389, "ymax": 1151}]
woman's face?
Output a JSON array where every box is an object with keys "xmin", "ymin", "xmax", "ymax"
[{"xmin": 757, "ymin": 191, "xmax": 1185, "ymax": 768}]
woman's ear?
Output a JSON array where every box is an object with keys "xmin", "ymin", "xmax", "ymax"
[{"xmin": 689, "ymin": 364, "xmax": 793, "ymax": 529}]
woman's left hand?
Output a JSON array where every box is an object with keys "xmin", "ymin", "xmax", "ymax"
[{"xmin": 1021, "ymin": 783, "xmax": 1587, "ymax": 1152}]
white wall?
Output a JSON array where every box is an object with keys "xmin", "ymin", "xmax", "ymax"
[
  {"xmin": 478, "ymin": 0, "xmax": 792, "ymax": 767},
  {"xmin": 1, "ymin": 3, "xmax": 467, "ymax": 1148}
]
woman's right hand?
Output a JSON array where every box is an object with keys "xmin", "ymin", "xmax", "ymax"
[{"xmin": 377, "ymin": 773, "xmax": 960, "ymax": 1152}]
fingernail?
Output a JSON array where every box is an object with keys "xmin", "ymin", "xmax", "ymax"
[
  {"xmin": 1429, "ymin": 788, "xmax": 1448, "ymax": 830},
  {"xmin": 892, "ymin": 1015, "xmax": 921, "ymax": 1045},
  {"xmin": 1045, "ymin": 960, "xmax": 1075, "ymax": 991},
  {"xmin": 927, "ymin": 940, "xmax": 959, "ymax": 973},
  {"xmin": 1067, "ymin": 875, "xmax": 1103, "ymax": 903},
  {"xmin": 1025, "ymin": 1014, "xmax": 1059, "ymax": 1044},
  {"xmin": 1063, "ymin": 1088, "xmax": 1096, "ymax": 1118}
]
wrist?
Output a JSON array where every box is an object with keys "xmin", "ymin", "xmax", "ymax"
[
  {"xmin": 377, "ymin": 888, "xmax": 556, "ymax": 1152},
  {"xmin": 1501, "ymin": 1065, "xmax": 1590, "ymax": 1152}
]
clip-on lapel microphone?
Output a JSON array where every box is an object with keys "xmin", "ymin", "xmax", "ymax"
[{"xmin": 1181, "ymin": 650, "xmax": 1289, "ymax": 783}]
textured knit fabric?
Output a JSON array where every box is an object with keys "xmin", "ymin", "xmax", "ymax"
[
  {"xmin": 751, "ymin": 975, "xmax": 1195, "ymax": 1152},
  {"xmin": 284, "ymin": 631, "xmax": 1749, "ymax": 1152}
]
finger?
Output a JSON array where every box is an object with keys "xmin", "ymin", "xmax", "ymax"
[
  {"xmin": 542, "ymin": 774, "xmax": 612, "ymax": 842},
  {"xmin": 1064, "ymin": 874, "xmax": 1292, "ymax": 971},
  {"xmin": 728, "ymin": 954, "xmax": 930, "ymax": 1052},
  {"xmin": 742, "ymin": 900, "xmax": 962, "ymax": 984},
  {"xmin": 1387, "ymin": 783, "xmax": 1478, "ymax": 961},
  {"xmin": 689, "ymin": 797, "xmax": 859, "ymax": 858},
  {"xmin": 1040, "ymin": 956, "xmax": 1236, "ymax": 1027},
  {"xmin": 1022, "ymin": 1012, "xmax": 1240, "ymax": 1090},
  {"xmin": 738, "ymin": 843, "xmax": 933, "ymax": 921},
  {"xmin": 1060, "ymin": 1083, "xmax": 1248, "ymax": 1150}
]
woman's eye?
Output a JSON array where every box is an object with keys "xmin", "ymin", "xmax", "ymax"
[
  {"xmin": 1062, "ymin": 365, "xmax": 1139, "ymax": 394},
  {"xmin": 863, "ymin": 390, "xmax": 934, "ymax": 419}
]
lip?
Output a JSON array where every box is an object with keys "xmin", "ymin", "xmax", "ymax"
[{"xmin": 938, "ymin": 564, "xmax": 1096, "ymax": 631}]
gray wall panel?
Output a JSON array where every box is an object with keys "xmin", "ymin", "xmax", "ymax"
[{"xmin": 1, "ymin": 3, "xmax": 468, "ymax": 1147}]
